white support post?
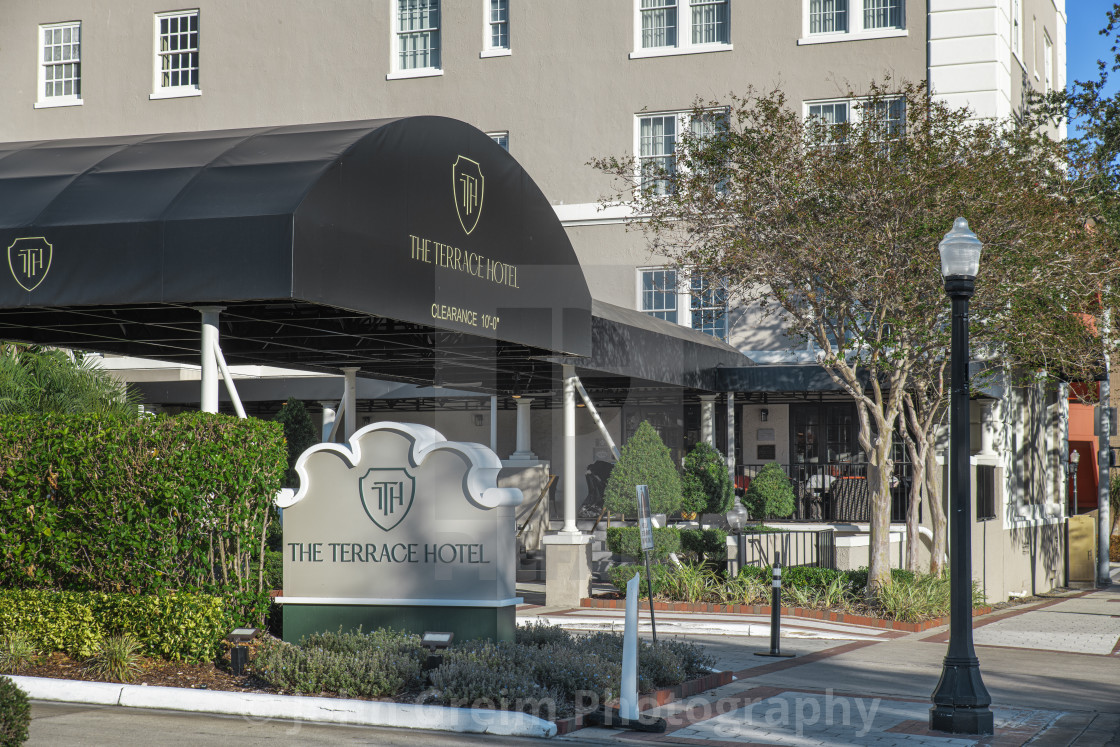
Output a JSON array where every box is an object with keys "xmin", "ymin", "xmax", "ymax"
[
  {"xmin": 195, "ymin": 306, "xmax": 224, "ymax": 414},
  {"xmin": 980, "ymin": 401, "xmax": 996, "ymax": 456},
  {"xmin": 328, "ymin": 399, "xmax": 345, "ymax": 443},
  {"xmin": 212, "ymin": 342, "xmax": 246, "ymax": 419},
  {"xmin": 700, "ymin": 394, "xmax": 717, "ymax": 446},
  {"xmin": 319, "ymin": 402, "xmax": 337, "ymax": 443},
  {"xmin": 341, "ymin": 367, "xmax": 359, "ymax": 440},
  {"xmin": 1099, "ymin": 310, "xmax": 1112, "ymax": 586},
  {"xmin": 561, "ymin": 364, "xmax": 578, "ymax": 535},
  {"xmin": 726, "ymin": 393, "xmax": 736, "ymax": 479},
  {"xmin": 572, "ymin": 377, "xmax": 620, "ymax": 460},
  {"xmin": 490, "ymin": 395, "xmax": 498, "ymax": 453},
  {"xmin": 510, "ymin": 398, "xmax": 537, "ymax": 460}
]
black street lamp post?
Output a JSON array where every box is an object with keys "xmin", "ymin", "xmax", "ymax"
[{"xmin": 929, "ymin": 217, "xmax": 994, "ymax": 736}]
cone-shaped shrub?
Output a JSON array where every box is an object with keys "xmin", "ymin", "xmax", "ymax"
[
  {"xmin": 680, "ymin": 442, "xmax": 734, "ymax": 516},
  {"xmin": 743, "ymin": 463, "xmax": 794, "ymax": 520},
  {"xmin": 603, "ymin": 421, "xmax": 682, "ymax": 517}
]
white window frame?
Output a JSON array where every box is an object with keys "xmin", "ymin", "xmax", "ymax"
[
  {"xmin": 36, "ymin": 21, "xmax": 82, "ymax": 109},
  {"xmin": 481, "ymin": 0, "xmax": 511, "ymax": 58},
  {"xmin": 1042, "ymin": 31, "xmax": 1052, "ymax": 92},
  {"xmin": 803, "ymin": 96, "xmax": 905, "ymax": 140},
  {"xmin": 630, "ymin": 0, "xmax": 732, "ymax": 60},
  {"xmin": 388, "ymin": 0, "xmax": 443, "ymax": 80},
  {"xmin": 633, "ymin": 107, "xmax": 728, "ymax": 197},
  {"xmin": 799, "ymin": 0, "xmax": 906, "ymax": 45},
  {"xmin": 638, "ymin": 267, "xmax": 729, "ymax": 340},
  {"xmin": 1011, "ymin": 0, "xmax": 1024, "ymax": 68},
  {"xmin": 487, "ymin": 131, "xmax": 509, "ymax": 151},
  {"xmin": 150, "ymin": 9, "xmax": 200, "ymax": 100}
]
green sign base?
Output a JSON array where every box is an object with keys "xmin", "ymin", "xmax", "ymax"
[{"xmin": 282, "ymin": 603, "xmax": 516, "ymax": 644}]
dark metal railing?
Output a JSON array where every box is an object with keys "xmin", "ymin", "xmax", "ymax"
[
  {"xmin": 735, "ymin": 527, "xmax": 836, "ymax": 570},
  {"xmin": 734, "ymin": 462, "xmax": 911, "ymax": 523}
]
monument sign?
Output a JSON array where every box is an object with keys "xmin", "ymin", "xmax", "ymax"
[{"xmin": 276, "ymin": 422, "xmax": 523, "ymax": 642}]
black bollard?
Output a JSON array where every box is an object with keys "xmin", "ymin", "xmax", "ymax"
[{"xmin": 755, "ymin": 551, "xmax": 794, "ymax": 658}]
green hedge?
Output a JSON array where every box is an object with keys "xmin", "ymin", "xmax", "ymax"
[
  {"xmin": 0, "ymin": 413, "xmax": 285, "ymax": 623},
  {"xmin": 607, "ymin": 563, "xmax": 671, "ymax": 597},
  {"xmin": 0, "ymin": 676, "xmax": 29, "ymax": 747},
  {"xmin": 0, "ymin": 590, "xmax": 231, "ymax": 662},
  {"xmin": 679, "ymin": 528, "xmax": 728, "ymax": 561},
  {"xmin": 605, "ymin": 526, "xmax": 681, "ymax": 560}
]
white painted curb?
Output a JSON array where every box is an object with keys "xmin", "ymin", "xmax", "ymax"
[{"xmin": 9, "ymin": 676, "xmax": 557, "ymax": 738}]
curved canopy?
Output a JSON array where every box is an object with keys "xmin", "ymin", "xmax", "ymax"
[{"xmin": 0, "ymin": 117, "xmax": 592, "ymax": 386}]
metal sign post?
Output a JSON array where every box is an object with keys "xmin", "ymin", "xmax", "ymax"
[{"xmin": 636, "ymin": 484, "xmax": 657, "ymax": 645}]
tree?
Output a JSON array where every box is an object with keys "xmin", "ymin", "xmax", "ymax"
[
  {"xmin": 274, "ymin": 398, "xmax": 319, "ymax": 487},
  {"xmin": 594, "ymin": 80, "xmax": 1119, "ymax": 589},
  {"xmin": 0, "ymin": 343, "xmax": 137, "ymax": 416},
  {"xmin": 603, "ymin": 421, "xmax": 682, "ymax": 517},
  {"xmin": 742, "ymin": 463, "xmax": 795, "ymax": 521},
  {"xmin": 680, "ymin": 441, "xmax": 734, "ymax": 516}
]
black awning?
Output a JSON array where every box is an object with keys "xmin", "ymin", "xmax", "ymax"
[{"xmin": 0, "ymin": 117, "xmax": 592, "ymax": 374}]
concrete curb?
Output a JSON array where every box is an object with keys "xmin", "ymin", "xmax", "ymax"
[
  {"xmin": 9, "ymin": 675, "xmax": 558, "ymax": 738},
  {"xmin": 526, "ymin": 614, "xmax": 885, "ymax": 640}
]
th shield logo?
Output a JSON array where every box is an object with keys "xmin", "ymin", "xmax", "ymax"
[
  {"xmin": 452, "ymin": 156, "xmax": 484, "ymax": 235},
  {"xmin": 7, "ymin": 237, "xmax": 52, "ymax": 292},
  {"xmin": 359, "ymin": 467, "xmax": 416, "ymax": 532}
]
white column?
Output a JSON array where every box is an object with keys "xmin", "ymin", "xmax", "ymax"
[
  {"xmin": 510, "ymin": 398, "xmax": 537, "ymax": 460},
  {"xmin": 980, "ymin": 401, "xmax": 996, "ymax": 456},
  {"xmin": 319, "ymin": 402, "xmax": 336, "ymax": 443},
  {"xmin": 561, "ymin": 365, "xmax": 579, "ymax": 534},
  {"xmin": 490, "ymin": 395, "xmax": 498, "ymax": 453},
  {"xmin": 195, "ymin": 306, "xmax": 224, "ymax": 414},
  {"xmin": 340, "ymin": 367, "xmax": 359, "ymax": 440},
  {"xmin": 726, "ymin": 393, "xmax": 736, "ymax": 477},
  {"xmin": 700, "ymin": 394, "xmax": 717, "ymax": 446}
]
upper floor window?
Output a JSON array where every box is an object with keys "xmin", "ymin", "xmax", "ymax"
[
  {"xmin": 1011, "ymin": 0, "xmax": 1023, "ymax": 60},
  {"xmin": 638, "ymin": 113, "xmax": 678, "ymax": 196},
  {"xmin": 488, "ymin": 131, "xmax": 509, "ymax": 151},
  {"xmin": 805, "ymin": 96, "xmax": 905, "ymax": 144},
  {"xmin": 392, "ymin": 0, "xmax": 441, "ymax": 77},
  {"xmin": 639, "ymin": 268, "xmax": 728, "ymax": 340},
  {"xmin": 802, "ymin": 0, "xmax": 904, "ymax": 43},
  {"xmin": 37, "ymin": 21, "xmax": 81, "ymax": 107},
  {"xmin": 153, "ymin": 10, "xmax": 199, "ymax": 98},
  {"xmin": 483, "ymin": 0, "xmax": 510, "ymax": 55},
  {"xmin": 1043, "ymin": 32, "xmax": 1053, "ymax": 92},
  {"xmin": 633, "ymin": 0, "xmax": 730, "ymax": 58}
]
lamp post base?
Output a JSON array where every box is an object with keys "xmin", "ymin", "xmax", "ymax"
[{"xmin": 929, "ymin": 705, "xmax": 994, "ymax": 736}]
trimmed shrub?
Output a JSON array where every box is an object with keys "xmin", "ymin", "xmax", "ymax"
[
  {"xmin": 680, "ymin": 442, "xmax": 734, "ymax": 516},
  {"xmin": 516, "ymin": 622, "xmax": 572, "ymax": 648},
  {"xmin": 253, "ymin": 628, "xmax": 426, "ymax": 698},
  {"xmin": 603, "ymin": 421, "xmax": 682, "ymax": 517},
  {"xmin": 0, "ymin": 590, "xmax": 232, "ymax": 662},
  {"xmin": 0, "ymin": 676, "xmax": 29, "ymax": 747},
  {"xmin": 679, "ymin": 528, "xmax": 728, "ymax": 563},
  {"xmin": 608, "ymin": 563, "xmax": 671, "ymax": 597},
  {"xmin": 429, "ymin": 641, "xmax": 563, "ymax": 716},
  {"xmin": 606, "ymin": 526, "xmax": 681, "ymax": 560},
  {"xmin": 0, "ymin": 413, "xmax": 285, "ymax": 626},
  {"xmin": 742, "ymin": 463, "xmax": 795, "ymax": 519}
]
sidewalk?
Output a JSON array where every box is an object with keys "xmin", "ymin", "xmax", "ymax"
[{"xmin": 555, "ymin": 566, "xmax": 1120, "ymax": 746}]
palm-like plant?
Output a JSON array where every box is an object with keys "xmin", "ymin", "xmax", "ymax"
[{"xmin": 0, "ymin": 343, "xmax": 138, "ymax": 416}]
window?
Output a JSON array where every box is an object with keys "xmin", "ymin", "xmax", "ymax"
[
  {"xmin": 153, "ymin": 10, "xmax": 199, "ymax": 98},
  {"xmin": 976, "ymin": 465, "xmax": 996, "ymax": 521},
  {"xmin": 640, "ymin": 268, "xmax": 679, "ymax": 323},
  {"xmin": 640, "ymin": 268, "xmax": 728, "ymax": 339},
  {"xmin": 1011, "ymin": 0, "xmax": 1022, "ymax": 60},
  {"xmin": 488, "ymin": 131, "xmax": 509, "ymax": 150},
  {"xmin": 1043, "ymin": 32, "xmax": 1053, "ymax": 92},
  {"xmin": 37, "ymin": 21, "xmax": 81, "ymax": 107},
  {"xmin": 810, "ymin": 0, "xmax": 847, "ymax": 34},
  {"xmin": 691, "ymin": 273, "xmax": 728, "ymax": 340},
  {"xmin": 392, "ymin": 0, "xmax": 440, "ymax": 77},
  {"xmin": 634, "ymin": 0, "xmax": 730, "ymax": 57},
  {"xmin": 638, "ymin": 114, "xmax": 678, "ymax": 196},
  {"xmin": 805, "ymin": 97, "xmax": 905, "ymax": 142},
  {"xmin": 802, "ymin": 0, "xmax": 904, "ymax": 42},
  {"xmin": 485, "ymin": 0, "xmax": 510, "ymax": 54},
  {"xmin": 863, "ymin": 0, "xmax": 902, "ymax": 30}
]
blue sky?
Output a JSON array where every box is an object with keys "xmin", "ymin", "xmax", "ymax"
[{"xmin": 1068, "ymin": 2, "xmax": 1115, "ymax": 88}]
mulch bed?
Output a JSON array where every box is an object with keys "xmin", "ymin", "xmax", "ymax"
[{"xmin": 13, "ymin": 651, "xmax": 267, "ymax": 694}]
